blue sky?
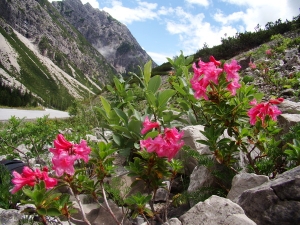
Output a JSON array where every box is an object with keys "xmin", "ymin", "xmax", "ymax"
[{"xmin": 56, "ymin": 0, "xmax": 299, "ymax": 65}]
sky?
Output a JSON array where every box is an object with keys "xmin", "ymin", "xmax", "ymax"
[{"xmin": 52, "ymin": 0, "xmax": 299, "ymax": 65}]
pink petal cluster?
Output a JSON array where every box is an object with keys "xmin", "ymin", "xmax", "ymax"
[
  {"xmin": 141, "ymin": 116, "xmax": 160, "ymax": 135},
  {"xmin": 265, "ymin": 49, "xmax": 272, "ymax": 56},
  {"xmin": 11, "ymin": 166, "xmax": 57, "ymax": 194},
  {"xmin": 50, "ymin": 134, "xmax": 91, "ymax": 177},
  {"xmin": 249, "ymin": 62, "xmax": 256, "ymax": 69},
  {"xmin": 247, "ymin": 98, "xmax": 284, "ymax": 126},
  {"xmin": 223, "ymin": 60, "xmax": 242, "ymax": 95},
  {"xmin": 140, "ymin": 127, "xmax": 184, "ymax": 161},
  {"xmin": 190, "ymin": 56, "xmax": 241, "ymax": 99}
]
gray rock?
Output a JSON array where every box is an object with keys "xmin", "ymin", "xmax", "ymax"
[
  {"xmin": 0, "ymin": 209, "xmax": 23, "ymax": 225},
  {"xmin": 187, "ymin": 165, "xmax": 215, "ymax": 207},
  {"xmin": 179, "ymin": 195, "xmax": 256, "ymax": 225},
  {"xmin": 278, "ymin": 100, "xmax": 300, "ymax": 114},
  {"xmin": 163, "ymin": 217, "xmax": 182, "ymax": 225},
  {"xmin": 277, "ymin": 113, "xmax": 300, "ymax": 134},
  {"xmin": 237, "ymin": 166, "xmax": 300, "ymax": 225},
  {"xmin": 227, "ymin": 173, "xmax": 269, "ymax": 203}
]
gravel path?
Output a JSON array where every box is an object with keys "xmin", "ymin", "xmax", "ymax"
[{"xmin": 0, "ymin": 108, "xmax": 70, "ymax": 121}]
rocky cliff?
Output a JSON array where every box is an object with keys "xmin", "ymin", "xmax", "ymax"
[
  {"xmin": 0, "ymin": 0, "xmax": 156, "ymax": 109},
  {"xmin": 52, "ymin": 0, "xmax": 157, "ymax": 74}
]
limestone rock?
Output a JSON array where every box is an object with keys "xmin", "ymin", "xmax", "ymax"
[
  {"xmin": 237, "ymin": 166, "xmax": 300, "ymax": 225},
  {"xmin": 179, "ymin": 195, "xmax": 256, "ymax": 225},
  {"xmin": 227, "ymin": 173, "xmax": 269, "ymax": 203}
]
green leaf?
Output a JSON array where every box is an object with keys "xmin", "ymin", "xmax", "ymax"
[
  {"xmin": 158, "ymin": 89, "xmax": 176, "ymax": 107},
  {"xmin": 113, "ymin": 77, "xmax": 123, "ymax": 92},
  {"xmin": 146, "ymin": 91, "xmax": 157, "ymax": 107},
  {"xmin": 113, "ymin": 134, "xmax": 122, "ymax": 146},
  {"xmin": 147, "ymin": 75, "xmax": 161, "ymax": 94},
  {"xmin": 114, "ymin": 108, "xmax": 128, "ymax": 125},
  {"xmin": 144, "ymin": 60, "xmax": 152, "ymax": 85},
  {"xmin": 144, "ymin": 131, "xmax": 159, "ymax": 139},
  {"xmin": 37, "ymin": 208, "xmax": 47, "ymax": 216},
  {"xmin": 100, "ymin": 96, "xmax": 111, "ymax": 114},
  {"xmin": 128, "ymin": 120, "xmax": 142, "ymax": 136},
  {"xmin": 46, "ymin": 208, "xmax": 61, "ymax": 216},
  {"xmin": 172, "ymin": 83, "xmax": 186, "ymax": 96}
]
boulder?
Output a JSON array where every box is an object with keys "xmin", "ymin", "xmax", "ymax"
[
  {"xmin": 227, "ymin": 173, "xmax": 269, "ymax": 203},
  {"xmin": 237, "ymin": 166, "xmax": 300, "ymax": 225},
  {"xmin": 277, "ymin": 113, "xmax": 300, "ymax": 133},
  {"xmin": 179, "ymin": 195, "xmax": 256, "ymax": 225}
]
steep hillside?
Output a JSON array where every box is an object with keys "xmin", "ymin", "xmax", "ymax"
[
  {"xmin": 52, "ymin": 0, "xmax": 157, "ymax": 74},
  {"xmin": 0, "ymin": 0, "xmax": 156, "ymax": 109}
]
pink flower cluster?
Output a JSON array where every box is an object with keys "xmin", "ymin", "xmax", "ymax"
[
  {"xmin": 265, "ymin": 49, "xmax": 272, "ymax": 56},
  {"xmin": 190, "ymin": 56, "xmax": 241, "ymax": 100},
  {"xmin": 247, "ymin": 98, "xmax": 284, "ymax": 126},
  {"xmin": 50, "ymin": 134, "xmax": 91, "ymax": 177},
  {"xmin": 140, "ymin": 117, "xmax": 184, "ymax": 161},
  {"xmin": 11, "ymin": 166, "xmax": 57, "ymax": 193},
  {"xmin": 249, "ymin": 62, "xmax": 256, "ymax": 69},
  {"xmin": 141, "ymin": 116, "xmax": 160, "ymax": 135}
]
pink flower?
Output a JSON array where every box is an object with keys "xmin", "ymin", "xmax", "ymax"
[
  {"xmin": 190, "ymin": 77, "xmax": 209, "ymax": 100},
  {"xmin": 265, "ymin": 49, "xmax": 272, "ymax": 56},
  {"xmin": 249, "ymin": 62, "xmax": 256, "ymax": 69},
  {"xmin": 11, "ymin": 166, "xmax": 57, "ymax": 194},
  {"xmin": 52, "ymin": 151, "xmax": 77, "ymax": 177},
  {"xmin": 223, "ymin": 60, "xmax": 241, "ymax": 81},
  {"xmin": 50, "ymin": 134, "xmax": 91, "ymax": 177},
  {"xmin": 74, "ymin": 140, "xmax": 91, "ymax": 163},
  {"xmin": 191, "ymin": 59, "xmax": 223, "ymax": 100},
  {"xmin": 140, "ymin": 127, "xmax": 184, "ymax": 161},
  {"xmin": 247, "ymin": 98, "xmax": 283, "ymax": 126},
  {"xmin": 223, "ymin": 60, "xmax": 242, "ymax": 95},
  {"xmin": 209, "ymin": 56, "xmax": 221, "ymax": 66},
  {"xmin": 141, "ymin": 116, "xmax": 160, "ymax": 135},
  {"xmin": 227, "ymin": 79, "xmax": 241, "ymax": 95}
]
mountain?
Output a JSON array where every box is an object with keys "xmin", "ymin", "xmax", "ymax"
[
  {"xmin": 0, "ymin": 0, "xmax": 155, "ymax": 109},
  {"xmin": 51, "ymin": 0, "xmax": 157, "ymax": 74}
]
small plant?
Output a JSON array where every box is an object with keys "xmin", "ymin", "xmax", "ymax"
[{"xmin": 0, "ymin": 164, "xmax": 24, "ymax": 209}]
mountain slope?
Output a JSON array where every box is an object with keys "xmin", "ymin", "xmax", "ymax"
[
  {"xmin": 51, "ymin": 0, "xmax": 157, "ymax": 74},
  {"xmin": 0, "ymin": 0, "xmax": 156, "ymax": 109}
]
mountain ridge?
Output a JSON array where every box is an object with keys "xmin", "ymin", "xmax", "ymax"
[{"xmin": 0, "ymin": 0, "xmax": 156, "ymax": 109}]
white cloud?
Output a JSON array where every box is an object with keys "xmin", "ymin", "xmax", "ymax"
[
  {"xmin": 101, "ymin": 0, "xmax": 158, "ymax": 24},
  {"xmin": 214, "ymin": 11, "xmax": 245, "ymax": 25},
  {"xmin": 147, "ymin": 52, "xmax": 172, "ymax": 66},
  {"xmin": 81, "ymin": 0, "xmax": 100, "ymax": 8},
  {"xmin": 185, "ymin": 0, "xmax": 210, "ymax": 7},
  {"xmin": 218, "ymin": 0, "xmax": 299, "ymax": 31}
]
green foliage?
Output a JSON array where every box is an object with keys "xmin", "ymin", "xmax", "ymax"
[
  {"xmin": 285, "ymin": 139, "xmax": 300, "ymax": 166},
  {"xmin": 21, "ymin": 181, "xmax": 76, "ymax": 219},
  {"xmin": 0, "ymin": 165, "xmax": 25, "ymax": 209},
  {"xmin": 124, "ymin": 192, "xmax": 153, "ymax": 219}
]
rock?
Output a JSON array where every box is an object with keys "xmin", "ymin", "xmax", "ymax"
[
  {"xmin": 227, "ymin": 173, "xmax": 269, "ymax": 203},
  {"xmin": 179, "ymin": 195, "xmax": 256, "ymax": 225},
  {"xmin": 187, "ymin": 165, "xmax": 215, "ymax": 207},
  {"xmin": 237, "ymin": 166, "xmax": 300, "ymax": 225},
  {"xmin": 180, "ymin": 125, "xmax": 210, "ymax": 175},
  {"xmin": 163, "ymin": 217, "xmax": 182, "ymax": 225},
  {"xmin": 87, "ymin": 199, "xmax": 131, "ymax": 225},
  {"xmin": 277, "ymin": 113, "xmax": 300, "ymax": 133},
  {"xmin": 278, "ymin": 100, "xmax": 300, "ymax": 114},
  {"xmin": 0, "ymin": 209, "xmax": 23, "ymax": 225}
]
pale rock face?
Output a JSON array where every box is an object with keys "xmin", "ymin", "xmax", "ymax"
[{"xmin": 179, "ymin": 195, "xmax": 256, "ymax": 225}]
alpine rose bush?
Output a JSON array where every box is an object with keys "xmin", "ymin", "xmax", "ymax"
[{"xmin": 11, "ymin": 166, "xmax": 57, "ymax": 194}]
